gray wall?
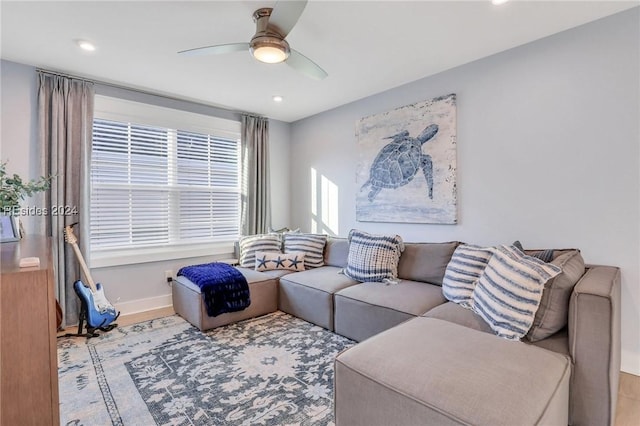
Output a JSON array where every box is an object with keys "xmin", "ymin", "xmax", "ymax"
[
  {"xmin": 0, "ymin": 60, "xmax": 291, "ymax": 315},
  {"xmin": 0, "ymin": 61, "xmax": 40, "ymax": 232},
  {"xmin": 290, "ymin": 9, "xmax": 640, "ymax": 374}
]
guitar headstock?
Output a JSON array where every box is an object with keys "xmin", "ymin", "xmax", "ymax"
[{"xmin": 64, "ymin": 225, "xmax": 78, "ymax": 244}]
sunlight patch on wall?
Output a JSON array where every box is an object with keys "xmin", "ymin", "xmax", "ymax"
[
  {"xmin": 310, "ymin": 167, "xmax": 339, "ymax": 235},
  {"xmin": 311, "ymin": 168, "xmax": 318, "ymax": 233}
]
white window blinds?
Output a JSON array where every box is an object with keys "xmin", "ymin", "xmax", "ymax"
[
  {"xmin": 90, "ymin": 103, "xmax": 240, "ymax": 254},
  {"xmin": 176, "ymin": 130, "xmax": 240, "ymax": 240}
]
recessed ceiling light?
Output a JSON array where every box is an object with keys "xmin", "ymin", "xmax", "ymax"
[
  {"xmin": 491, "ymin": 0, "xmax": 510, "ymax": 5},
  {"xmin": 76, "ymin": 40, "xmax": 96, "ymax": 52},
  {"xmin": 273, "ymin": 95, "xmax": 283, "ymax": 102}
]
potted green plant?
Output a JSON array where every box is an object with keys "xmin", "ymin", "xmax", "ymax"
[{"xmin": 1, "ymin": 161, "xmax": 52, "ymax": 241}]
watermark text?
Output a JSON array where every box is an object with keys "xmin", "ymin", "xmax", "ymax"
[{"xmin": 2, "ymin": 205, "xmax": 79, "ymax": 216}]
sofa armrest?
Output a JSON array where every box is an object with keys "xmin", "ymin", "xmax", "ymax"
[{"xmin": 568, "ymin": 265, "xmax": 621, "ymax": 426}]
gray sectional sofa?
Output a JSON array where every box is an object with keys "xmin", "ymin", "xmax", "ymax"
[{"xmin": 172, "ymin": 237, "xmax": 621, "ymax": 426}]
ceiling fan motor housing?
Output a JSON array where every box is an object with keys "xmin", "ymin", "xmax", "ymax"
[{"xmin": 250, "ymin": 7, "xmax": 291, "ymax": 63}]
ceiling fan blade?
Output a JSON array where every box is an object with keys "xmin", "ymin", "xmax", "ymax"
[
  {"xmin": 269, "ymin": 0, "xmax": 308, "ymax": 38},
  {"xmin": 178, "ymin": 43, "xmax": 249, "ymax": 56},
  {"xmin": 287, "ymin": 49, "xmax": 327, "ymax": 80}
]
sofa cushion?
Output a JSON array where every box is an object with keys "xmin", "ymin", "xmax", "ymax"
[
  {"xmin": 233, "ymin": 266, "xmax": 284, "ymax": 283},
  {"xmin": 324, "ymin": 237, "xmax": 349, "ymax": 268},
  {"xmin": 279, "ymin": 266, "xmax": 359, "ymax": 294},
  {"xmin": 254, "ymin": 251, "xmax": 305, "ymax": 272},
  {"xmin": 527, "ymin": 250, "xmax": 585, "ymax": 342},
  {"xmin": 256, "ymin": 268, "xmax": 293, "ymax": 279},
  {"xmin": 278, "ymin": 266, "xmax": 359, "ymax": 331},
  {"xmin": 343, "ymin": 229, "xmax": 404, "ymax": 282},
  {"xmin": 472, "ymin": 245, "xmax": 562, "ymax": 340},
  {"xmin": 423, "ymin": 301, "xmax": 493, "ymax": 334},
  {"xmin": 397, "ymin": 241, "xmax": 458, "ymax": 285},
  {"xmin": 526, "ymin": 328, "xmax": 570, "ymax": 357},
  {"xmin": 442, "ymin": 244, "xmax": 493, "ymax": 307},
  {"xmin": 238, "ymin": 234, "xmax": 281, "ymax": 268},
  {"xmin": 335, "ymin": 280, "xmax": 446, "ymax": 317},
  {"xmin": 283, "ymin": 233, "xmax": 327, "ymax": 269},
  {"xmin": 423, "ymin": 302, "xmax": 570, "ymax": 357}
]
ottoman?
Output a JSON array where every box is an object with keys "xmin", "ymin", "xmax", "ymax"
[
  {"xmin": 335, "ymin": 317, "xmax": 571, "ymax": 426},
  {"xmin": 172, "ymin": 267, "xmax": 278, "ymax": 331}
]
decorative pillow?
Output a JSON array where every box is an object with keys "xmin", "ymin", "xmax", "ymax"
[
  {"xmin": 283, "ymin": 233, "xmax": 327, "ymax": 269},
  {"xmin": 442, "ymin": 244, "xmax": 493, "ymax": 308},
  {"xmin": 343, "ymin": 229, "xmax": 405, "ymax": 283},
  {"xmin": 472, "ymin": 245, "xmax": 562, "ymax": 340},
  {"xmin": 254, "ymin": 251, "xmax": 305, "ymax": 272},
  {"xmin": 513, "ymin": 240, "xmax": 554, "ymax": 263},
  {"xmin": 238, "ymin": 234, "xmax": 282, "ymax": 268},
  {"xmin": 527, "ymin": 249, "xmax": 585, "ymax": 342},
  {"xmin": 268, "ymin": 226, "xmax": 300, "ymax": 250},
  {"xmin": 268, "ymin": 226, "xmax": 300, "ymax": 234}
]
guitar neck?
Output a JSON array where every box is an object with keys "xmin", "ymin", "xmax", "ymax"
[{"xmin": 69, "ymin": 241, "xmax": 97, "ymax": 293}]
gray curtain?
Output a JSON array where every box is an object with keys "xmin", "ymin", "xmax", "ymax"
[
  {"xmin": 38, "ymin": 72, "xmax": 94, "ymax": 327},
  {"xmin": 240, "ymin": 115, "xmax": 271, "ymax": 235}
]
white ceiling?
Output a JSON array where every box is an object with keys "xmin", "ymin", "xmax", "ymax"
[{"xmin": 1, "ymin": 1, "xmax": 637, "ymax": 122}]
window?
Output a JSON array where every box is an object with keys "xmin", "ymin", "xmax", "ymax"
[{"xmin": 90, "ymin": 96, "xmax": 241, "ymax": 267}]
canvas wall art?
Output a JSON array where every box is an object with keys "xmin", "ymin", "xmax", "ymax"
[{"xmin": 356, "ymin": 93, "xmax": 457, "ymax": 224}]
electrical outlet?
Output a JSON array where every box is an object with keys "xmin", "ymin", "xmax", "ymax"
[{"xmin": 165, "ymin": 270, "xmax": 173, "ymax": 284}]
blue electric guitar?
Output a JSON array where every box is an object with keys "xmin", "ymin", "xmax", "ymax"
[{"xmin": 64, "ymin": 225, "xmax": 119, "ymax": 333}]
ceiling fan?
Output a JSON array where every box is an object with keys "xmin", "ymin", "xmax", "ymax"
[{"xmin": 178, "ymin": 0, "xmax": 327, "ymax": 80}]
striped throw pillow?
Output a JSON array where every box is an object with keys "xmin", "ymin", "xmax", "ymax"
[
  {"xmin": 283, "ymin": 233, "xmax": 327, "ymax": 269},
  {"xmin": 343, "ymin": 229, "xmax": 405, "ymax": 282},
  {"xmin": 472, "ymin": 245, "xmax": 562, "ymax": 340},
  {"xmin": 442, "ymin": 245, "xmax": 493, "ymax": 307},
  {"xmin": 238, "ymin": 234, "xmax": 282, "ymax": 268}
]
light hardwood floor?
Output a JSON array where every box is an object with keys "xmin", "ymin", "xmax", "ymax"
[
  {"xmin": 617, "ymin": 372, "xmax": 640, "ymax": 426},
  {"xmin": 63, "ymin": 307, "xmax": 640, "ymax": 425}
]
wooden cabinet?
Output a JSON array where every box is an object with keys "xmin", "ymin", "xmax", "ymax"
[{"xmin": 1, "ymin": 236, "xmax": 60, "ymax": 426}]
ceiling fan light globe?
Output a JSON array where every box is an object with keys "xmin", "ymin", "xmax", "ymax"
[
  {"xmin": 253, "ymin": 46, "xmax": 288, "ymax": 63},
  {"xmin": 250, "ymin": 36, "xmax": 290, "ymax": 64}
]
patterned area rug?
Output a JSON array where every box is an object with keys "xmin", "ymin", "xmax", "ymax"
[{"xmin": 58, "ymin": 312, "xmax": 354, "ymax": 425}]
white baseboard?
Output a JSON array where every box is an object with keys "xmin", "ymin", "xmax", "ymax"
[
  {"xmin": 113, "ymin": 294, "xmax": 173, "ymax": 316},
  {"xmin": 621, "ymin": 349, "xmax": 640, "ymax": 376}
]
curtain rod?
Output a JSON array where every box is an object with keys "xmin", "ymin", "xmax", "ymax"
[
  {"xmin": 37, "ymin": 68, "xmax": 94, "ymax": 84},
  {"xmin": 35, "ymin": 68, "xmax": 259, "ymax": 118}
]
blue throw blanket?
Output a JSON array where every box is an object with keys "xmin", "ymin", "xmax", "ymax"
[{"xmin": 177, "ymin": 262, "xmax": 250, "ymax": 317}]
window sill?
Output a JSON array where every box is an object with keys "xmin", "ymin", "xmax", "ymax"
[{"xmin": 90, "ymin": 241, "xmax": 235, "ymax": 268}]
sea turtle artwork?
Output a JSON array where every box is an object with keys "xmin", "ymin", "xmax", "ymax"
[
  {"xmin": 355, "ymin": 94, "xmax": 456, "ymax": 224},
  {"xmin": 360, "ymin": 124, "xmax": 439, "ymax": 202}
]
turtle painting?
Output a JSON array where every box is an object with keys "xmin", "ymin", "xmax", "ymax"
[{"xmin": 360, "ymin": 124, "xmax": 439, "ymax": 202}]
